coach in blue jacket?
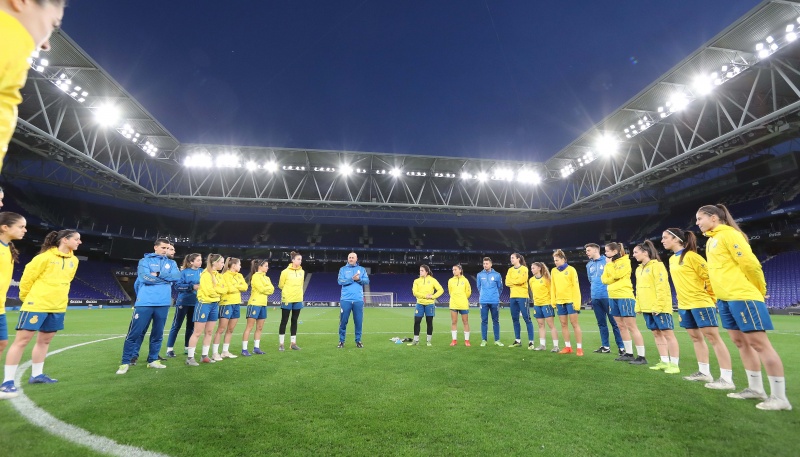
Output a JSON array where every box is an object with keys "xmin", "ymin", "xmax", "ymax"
[
  {"xmin": 117, "ymin": 239, "xmax": 181, "ymax": 373},
  {"xmin": 476, "ymin": 257, "xmax": 504, "ymax": 346},
  {"xmin": 585, "ymin": 243, "xmax": 624, "ymax": 355},
  {"xmin": 337, "ymin": 252, "xmax": 370, "ymax": 348}
]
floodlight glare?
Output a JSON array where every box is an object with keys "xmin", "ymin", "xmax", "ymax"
[
  {"xmin": 788, "ymin": 32, "xmax": 798, "ymax": 42},
  {"xmin": 692, "ymin": 75, "xmax": 713, "ymax": 96},
  {"xmin": 246, "ymin": 161, "xmax": 257, "ymax": 171},
  {"xmin": 461, "ymin": 172, "xmax": 472, "ymax": 180},
  {"xmin": 389, "ymin": 168, "xmax": 402, "ymax": 177},
  {"xmin": 477, "ymin": 172, "xmax": 487, "ymax": 182},
  {"xmin": 595, "ymin": 135, "xmax": 618, "ymax": 156},
  {"xmin": 340, "ymin": 165, "xmax": 353, "ymax": 175},
  {"xmin": 94, "ymin": 103, "xmax": 120, "ymax": 127}
]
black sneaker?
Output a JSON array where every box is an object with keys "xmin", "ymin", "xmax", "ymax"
[
  {"xmin": 356, "ymin": 341, "xmax": 364, "ymax": 349},
  {"xmin": 593, "ymin": 346, "xmax": 611, "ymax": 353},
  {"xmin": 158, "ymin": 355, "xmax": 167, "ymax": 361},
  {"xmin": 130, "ymin": 356, "xmax": 138, "ymax": 366},
  {"xmin": 166, "ymin": 351, "xmax": 176, "ymax": 358},
  {"xmin": 629, "ymin": 356, "xmax": 648, "ymax": 365},
  {"xmin": 337, "ymin": 342, "xmax": 344, "ymax": 348},
  {"xmin": 618, "ymin": 348, "xmax": 626, "ymax": 356},
  {"xmin": 615, "ymin": 353, "xmax": 634, "ymax": 362}
]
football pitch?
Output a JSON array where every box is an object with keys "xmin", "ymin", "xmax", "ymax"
[{"xmin": 0, "ymin": 307, "xmax": 798, "ymax": 457}]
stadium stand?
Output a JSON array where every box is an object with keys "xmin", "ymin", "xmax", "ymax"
[{"xmin": 763, "ymin": 251, "xmax": 800, "ymax": 309}]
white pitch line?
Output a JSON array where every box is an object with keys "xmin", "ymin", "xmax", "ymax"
[{"xmin": 8, "ymin": 336, "xmax": 171, "ymax": 457}]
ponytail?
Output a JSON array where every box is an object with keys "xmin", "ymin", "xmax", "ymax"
[
  {"xmin": 511, "ymin": 252, "xmax": 526, "ymax": 266},
  {"xmin": 698, "ymin": 204, "xmax": 748, "ymax": 242},
  {"xmin": 246, "ymin": 259, "xmax": 267, "ymax": 283},
  {"xmin": 635, "ymin": 240, "xmax": 659, "ymax": 262},
  {"xmin": 181, "ymin": 253, "xmax": 201, "ymax": 270},
  {"xmin": 40, "ymin": 229, "xmax": 78, "ymax": 254},
  {"xmin": 222, "ymin": 257, "xmax": 240, "ymax": 274},
  {"xmin": 205, "ymin": 254, "xmax": 223, "ymax": 270},
  {"xmin": 606, "ymin": 242, "xmax": 626, "ymax": 258},
  {"xmin": 664, "ymin": 228, "xmax": 697, "ymax": 264},
  {"xmin": 0, "ymin": 212, "xmax": 23, "ymax": 263}
]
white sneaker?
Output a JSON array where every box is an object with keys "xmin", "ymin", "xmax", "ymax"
[
  {"xmin": 727, "ymin": 388, "xmax": 768, "ymax": 400},
  {"xmin": 682, "ymin": 371, "xmax": 714, "ymax": 383},
  {"xmin": 212, "ymin": 353, "xmax": 223, "ymax": 362},
  {"xmin": 755, "ymin": 396, "xmax": 793, "ymax": 411},
  {"xmin": 704, "ymin": 378, "xmax": 735, "ymax": 390},
  {"xmin": 147, "ymin": 361, "xmax": 167, "ymax": 369},
  {"xmin": 116, "ymin": 364, "xmax": 129, "ymax": 375},
  {"xmin": 221, "ymin": 351, "xmax": 238, "ymax": 359}
]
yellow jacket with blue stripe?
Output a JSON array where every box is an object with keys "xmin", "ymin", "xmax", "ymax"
[
  {"xmin": 0, "ymin": 11, "xmax": 35, "ymax": 171},
  {"xmin": 0, "ymin": 242, "xmax": 13, "ymax": 314},
  {"xmin": 704, "ymin": 224, "xmax": 766, "ymax": 302},
  {"xmin": 668, "ymin": 250, "xmax": 716, "ymax": 310},
  {"xmin": 634, "ymin": 260, "xmax": 672, "ymax": 313},
  {"xmin": 279, "ymin": 265, "xmax": 305, "ymax": 303},
  {"xmin": 413, "ymin": 276, "xmax": 443, "ymax": 305},
  {"xmin": 197, "ymin": 270, "xmax": 228, "ymax": 303},
  {"xmin": 19, "ymin": 247, "xmax": 79, "ymax": 313},
  {"xmin": 528, "ymin": 275, "xmax": 552, "ymax": 307},
  {"xmin": 505, "ymin": 266, "xmax": 529, "ymax": 299},
  {"xmin": 601, "ymin": 255, "xmax": 635, "ymax": 300},
  {"xmin": 550, "ymin": 265, "xmax": 581, "ymax": 307},
  {"xmin": 220, "ymin": 270, "xmax": 248, "ymax": 305},
  {"xmin": 448, "ymin": 276, "xmax": 471, "ymax": 310},
  {"xmin": 248, "ymin": 272, "xmax": 275, "ymax": 306}
]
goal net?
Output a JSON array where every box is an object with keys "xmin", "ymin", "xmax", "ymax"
[{"xmin": 364, "ymin": 292, "xmax": 395, "ymax": 308}]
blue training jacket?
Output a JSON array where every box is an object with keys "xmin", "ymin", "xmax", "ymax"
[
  {"xmin": 338, "ymin": 262, "xmax": 370, "ymax": 302},
  {"xmin": 174, "ymin": 268, "xmax": 203, "ymax": 306},
  {"xmin": 586, "ymin": 256, "xmax": 609, "ymax": 299},
  {"xmin": 135, "ymin": 253, "xmax": 181, "ymax": 307},
  {"xmin": 476, "ymin": 268, "xmax": 503, "ymax": 304}
]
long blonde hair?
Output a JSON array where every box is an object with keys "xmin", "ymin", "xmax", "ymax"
[{"xmin": 531, "ymin": 262, "xmax": 551, "ymax": 281}]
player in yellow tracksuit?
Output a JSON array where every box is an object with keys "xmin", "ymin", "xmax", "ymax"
[
  {"xmin": 408, "ymin": 265, "xmax": 443, "ymax": 346},
  {"xmin": 278, "ymin": 251, "xmax": 305, "ymax": 351},
  {"xmin": 506, "ymin": 253, "xmax": 534, "ymax": 348},
  {"xmin": 697, "ymin": 204, "xmax": 791, "ymax": 410},
  {"xmin": 448, "ymin": 264, "xmax": 472, "ymax": 346},
  {"xmin": 0, "ymin": 1, "xmax": 65, "ymax": 174},
  {"xmin": 0, "ymin": 212, "xmax": 26, "ymax": 399},
  {"xmin": 186, "ymin": 254, "xmax": 227, "ymax": 366},
  {"xmin": 528, "ymin": 262, "xmax": 559, "ymax": 352},
  {"xmin": 2, "ymin": 229, "xmax": 79, "ymax": 395},
  {"xmin": 632, "ymin": 240, "xmax": 679, "ymax": 373},
  {"xmin": 242, "ymin": 259, "xmax": 274, "ymax": 356},
  {"xmin": 601, "ymin": 242, "xmax": 646, "ymax": 364},
  {"xmin": 551, "ymin": 250, "xmax": 583, "ymax": 356},
  {"xmin": 662, "ymin": 227, "xmax": 734, "ymax": 389},
  {"xmin": 213, "ymin": 258, "xmax": 248, "ymax": 360}
]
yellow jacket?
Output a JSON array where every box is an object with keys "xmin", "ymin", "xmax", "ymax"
[
  {"xmin": 601, "ymin": 255, "xmax": 635, "ymax": 299},
  {"xmin": 669, "ymin": 250, "xmax": 716, "ymax": 310},
  {"xmin": 220, "ymin": 270, "xmax": 248, "ymax": 305},
  {"xmin": 634, "ymin": 260, "xmax": 672, "ymax": 313},
  {"xmin": 279, "ymin": 265, "xmax": 305, "ymax": 303},
  {"xmin": 413, "ymin": 276, "xmax": 443, "ymax": 305},
  {"xmin": 550, "ymin": 265, "xmax": 581, "ymax": 307},
  {"xmin": 704, "ymin": 224, "xmax": 766, "ymax": 302},
  {"xmin": 448, "ymin": 276, "xmax": 471, "ymax": 310},
  {"xmin": 0, "ymin": 242, "xmax": 13, "ymax": 314},
  {"xmin": 528, "ymin": 275, "xmax": 552, "ymax": 307},
  {"xmin": 248, "ymin": 272, "xmax": 275, "ymax": 306},
  {"xmin": 505, "ymin": 266, "xmax": 529, "ymax": 299},
  {"xmin": 197, "ymin": 270, "xmax": 227, "ymax": 303},
  {"xmin": 0, "ymin": 11, "xmax": 35, "ymax": 170},
  {"xmin": 19, "ymin": 247, "xmax": 79, "ymax": 313}
]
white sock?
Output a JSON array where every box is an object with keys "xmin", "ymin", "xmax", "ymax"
[
  {"xmin": 212, "ymin": 344, "xmax": 219, "ymax": 354},
  {"xmin": 669, "ymin": 356, "xmax": 679, "ymax": 366},
  {"xmin": 720, "ymin": 368, "xmax": 733, "ymax": 383},
  {"xmin": 577, "ymin": 343, "xmax": 582, "ymax": 349},
  {"xmin": 187, "ymin": 347, "xmax": 195, "ymax": 359},
  {"xmin": 451, "ymin": 331, "xmax": 457, "ymax": 340},
  {"xmin": 254, "ymin": 339, "xmax": 260, "ymax": 348},
  {"xmin": 623, "ymin": 340, "xmax": 633, "ymax": 354},
  {"xmin": 242, "ymin": 341, "xmax": 248, "ymax": 350},
  {"xmin": 167, "ymin": 347, "xmax": 173, "ymax": 352},
  {"xmin": 223, "ymin": 344, "xmax": 229, "ymax": 353},
  {"xmin": 636, "ymin": 345, "xmax": 645, "ymax": 357},
  {"xmin": 4, "ymin": 364, "xmax": 18, "ymax": 383},
  {"xmin": 31, "ymin": 362, "xmax": 44, "ymax": 377},
  {"xmin": 698, "ymin": 362, "xmax": 711, "ymax": 376},
  {"xmin": 202, "ymin": 345, "xmax": 210, "ymax": 356},
  {"xmin": 565, "ymin": 341, "xmax": 571, "ymax": 348},
  {"xmin": 413, "ymin": 335, "xmax": 419, "ymax": 342},
  {"xmin": 464, "ymin": 332, "xmax": 470, "ymax": 341},
  {"xmin": 746, "ymin": 369, "xmax": 765, "ymax": 393},
  {"xmin": 552, "ymin": 339, "xmax": 558, "ymax": 347},
  {"xmin": 279, "ymin": 334, "xmax": 285, "ymax": 344},
  {"xmin": 660, "ymin": 356, "xmax": 669, "ymax": 364},
  {"xmin": 768, "ymin": 376, "xmax": 787, "ymax": 401},
  {"xmin": 291, "ymin": 335, "xmax": 297, "ymax": 344},
  {"xmin": 426, "ymin": 334, "xmax": 432, "ymax": 342},
  {"xmin": 539, "ymin": 338, "xmax": 545, "ymax": 346}
]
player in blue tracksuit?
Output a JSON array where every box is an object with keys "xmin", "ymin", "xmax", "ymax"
[
  {"xmin": 132, "ymin": 243, "xmax": 177, "ymax": 363},
  {"xmin": 476, "ymin": 257, "xmax": 504, "ymax": 347},
  {"xmin": 165, "ymin": 253, "xmax": 203, "ymax": 358},
  {"xmin": 337, "ymin": 252, "xmax": 370, "ymax": 348},
  {"xmin": 585, "ymin": 243, "xmax": 624, "ymax": 355},
  {"xmin": 116, "ymin": 239, "xmax": 181, "ymax": 374}
]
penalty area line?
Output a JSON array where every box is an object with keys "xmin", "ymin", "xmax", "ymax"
[{"xmin": 9, "ymin": 335, "xmax": 171, "ymax": 457}]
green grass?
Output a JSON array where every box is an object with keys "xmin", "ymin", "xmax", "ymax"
[{"xmin": 1, "ymin": 307, "xmax": 799, "ymax": 456}]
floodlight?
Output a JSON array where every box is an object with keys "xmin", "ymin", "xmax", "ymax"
[
  {"xmin": 477, "ymin": 172, "xmax": 487, "ymax": 182},
  {"xmin": 389, "ymin": 168, "xmax": 402, "ymax": 177},
  {"xmin": 246, "ymin": 161, "xmax": 257, "ymax": 171},
  {"xmin": 788, "ymin": 32, "xmax": 798, "ymax": 42},
  {"xmin": 94, "ymin": 103, "xmax": 120, "ymax": 127},
  {"xmin": 340, "ymin": 165, "xmax": 353, "ymax": 175},
  {"xmin": 668, "ymin": 94, "xmax": 689, "ymax": 112},
  {"xmin": 265, "ymin": 161, "xmax": 277, "ymax": 172},
  {"xmin": 461, "ymin": 172, "xmax": 472, "ymax": 180},
  {"xmin": 595, "ymin": 134, "xmax": 618, "ymax": 156}
]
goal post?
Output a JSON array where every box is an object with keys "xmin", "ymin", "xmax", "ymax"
[{"xmin": 364, "ymin": 292, "xmax": 395, "ymax": 308}]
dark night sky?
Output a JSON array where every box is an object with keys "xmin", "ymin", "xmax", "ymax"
[{"xmin": 62, "ymin": 1, "xmax": 757, "ymax": 162}]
